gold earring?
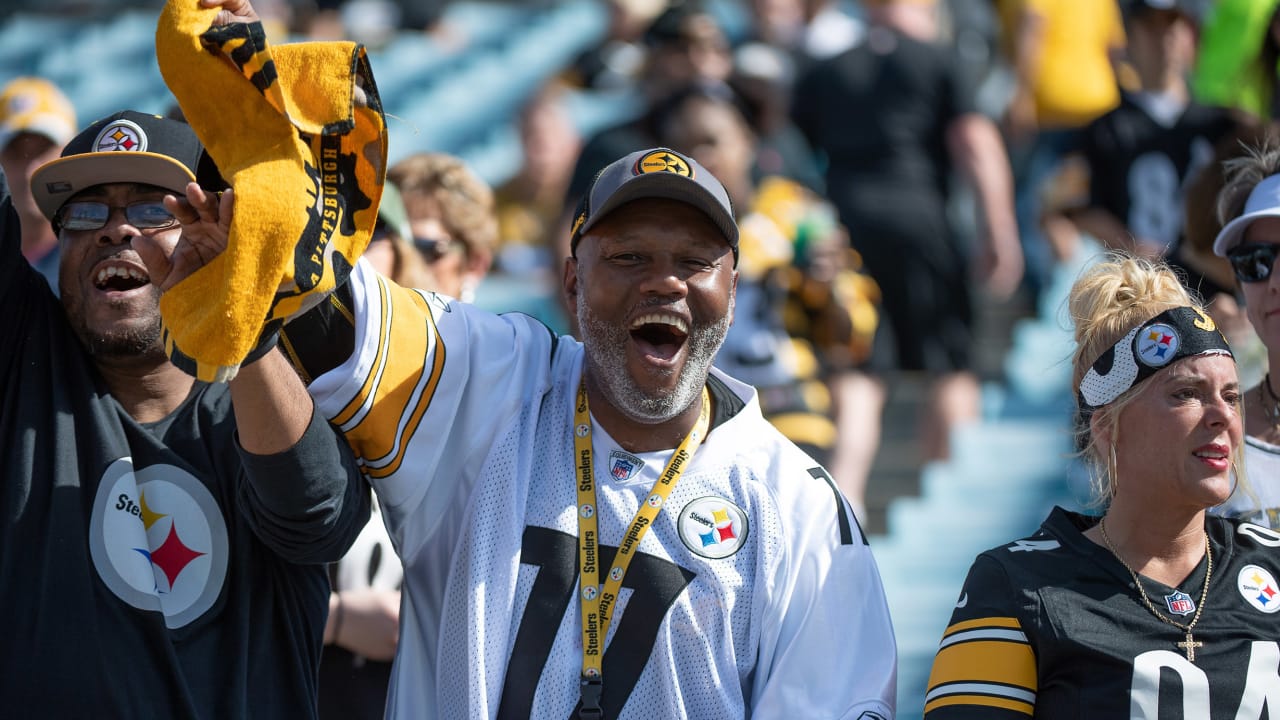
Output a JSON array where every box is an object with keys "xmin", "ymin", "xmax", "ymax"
[{"xmin": 1108, "ymin": 442, "xmax": 1119, "ymax": 500}]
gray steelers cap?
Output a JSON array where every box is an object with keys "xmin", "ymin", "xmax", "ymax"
[{"xmin": 568, "ymin": 147, "xmax": 738, "ymax": 265}]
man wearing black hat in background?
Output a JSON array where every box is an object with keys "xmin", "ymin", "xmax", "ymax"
[{"xmin": 0, "ymin": 109, "xmax": 368, "ymax": 717}]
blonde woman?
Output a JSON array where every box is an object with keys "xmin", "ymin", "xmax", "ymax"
[{"xmin": 925, "ymin": 255, "xmax": 1280, "ymax": 718}]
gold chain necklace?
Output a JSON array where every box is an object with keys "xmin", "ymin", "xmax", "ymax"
[
  {"xmin": 1099, "ymin": 518, "xmax": 1212, "ymax": 662},
  {"xmin": 1261, "ymin": 373, "xmax": 1280, "ymax": 426}
]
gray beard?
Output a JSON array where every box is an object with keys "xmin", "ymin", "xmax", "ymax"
[{"xmin": 577, "ymin": 294, "xmax": 732, "ymax": 424}]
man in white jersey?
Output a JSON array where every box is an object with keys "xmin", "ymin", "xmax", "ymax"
[
  {"xmin": 290, "ymin": 144, "xmax": 897, "ymax": 718},
  {"xmin": 147, "ymin": 8, "xmax": 898, "ymax": 709}
]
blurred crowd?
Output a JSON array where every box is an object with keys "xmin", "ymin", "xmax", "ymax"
[{"xmin": 6, "ymin": 0, "xmax": 1280, "ymax": 714}]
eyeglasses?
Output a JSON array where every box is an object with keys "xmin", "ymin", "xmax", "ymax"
[
  {"xmin": 1227, "ymin": 242, "xmax": 1280, "ymax": 283},
  {"xmin": 55, "ymin": 200, "xmax": 177, "ymax": 232},
  {"xmin": 413, "ymin": 236, "xmax": 466, "ymax": 263}
]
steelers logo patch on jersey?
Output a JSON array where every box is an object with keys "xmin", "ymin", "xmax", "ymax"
[
  {"xmin": 635, "ymin": 150, "xmax": 693, "ymax": 179},
  {"xmin": 1136, "ymin": 323, "xmax": 1180, "ymax": 368},
  {"xmin": 1237, "ymin": 564, "xmax": 1280, "ymax": 613},
  {"xmin": 678, "ymin": 496, "xmax": 749, "ymax": 559},
  {"xmin": 93, "ymin": 118, "xmax": 148, "ymax": 153},
  {"xmin": 89, "ymin": 457, "xmax": 229, "ymax": 629}
]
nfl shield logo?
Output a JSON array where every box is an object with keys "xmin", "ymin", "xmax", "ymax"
[
  {"xmin": 608, "ymin": 450, "xmax": 643, "ymax": 482},
  {"xmin": 1165, "ymin": 590, "xmax": 1196, "ymax": 616},
  {"xmin": 611, "ymin": 458, "xmax": 634, "ymax": 480}
]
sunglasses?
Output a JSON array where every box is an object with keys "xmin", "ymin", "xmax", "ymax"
[
  {"xmin": 55, "ymin": 200, "xmax": 177, "ymax": 232},
  {"xmin": 413, "ymin": 236, "xmax": 466, "ymax": 263},
  {"xmin": 1227, "ymin": 242, "xmax": 1280, "ymax": 283}
]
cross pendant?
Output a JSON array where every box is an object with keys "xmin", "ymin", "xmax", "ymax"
[{"xmin": 1177, "ymin": 632, "xmax": 1202, "ymax": 662}]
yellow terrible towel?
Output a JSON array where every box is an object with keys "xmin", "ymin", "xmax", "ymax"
[{"xmin": 154, "ymin": 0, "xmax": 387, "ymax": 382}]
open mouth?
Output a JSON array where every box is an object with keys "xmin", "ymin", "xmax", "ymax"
[
  {"xmin": 629, "ymin": 312, "xmax": 689, "ymax": 362},
  {"xmin": 93, "ymin": 263, "xmax": 150, "ymax": 294}
]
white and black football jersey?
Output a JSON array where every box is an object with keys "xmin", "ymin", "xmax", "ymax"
[
  {"xmin": 298, "ymin": 260, "xmax": 897, "ymax": 720},
  {"xmin": 925, "ymin": 507, "xmax": 1280, "ymax": 718},
  {"xmin": 1082, "ymin": 94, "xmax": 1235, "ymax": 252}
]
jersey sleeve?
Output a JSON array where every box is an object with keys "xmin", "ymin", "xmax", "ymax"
[
  {"xmin": 749, "ymin": 458, "xmax": 897, "ymax": 720},
  {"xmin": 302, "ymin": 259, "xmax": 560, "ymax": 563},
  {"xmin": 0, "ymin": 167, "xmax": 41, "ymax": 343},
  {"xmin": 924, "ymin": 554, "xmax": 1038, "ymax": 718}
]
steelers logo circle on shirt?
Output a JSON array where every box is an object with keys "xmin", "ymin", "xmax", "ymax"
[
  {"xmin": 92, "ymin": 119, "xmax": 148, "ymax": 153},
  {"xmin": 576, "ymin": 423, "xmax": 590, "ymax": 438},
  {"xmin": 609, "ymin": 567, "xmax": 624, "ymax": 582},
  {"xmin": 1135, "ymin": 323, "xmax": 1180, "ymax": 368},
  {"xmin": 677, "ymin": 496, "xmax": 749, "ymax": 559},
  {"xmin": 89, "ymin": 458, "xmax": 229, "ymax": 629},
  {"xmin": 646, "ymin": 494, "xmax": 663, "ymax": 509},
  {"xmin": 582, "ymin": 585, "xmax": 598, "ymax": 600},
  {"xmin": 1237, "ymin": 564, "xmax": 1280, "ymax": 613},
  {"xmin": 579, "ymin": 503, "xmax": 595, "ymax": 519}
]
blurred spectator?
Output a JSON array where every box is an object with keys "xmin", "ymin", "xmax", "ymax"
[
  {"xmin": 570, "ymin": 0, "xmax": 671, "ymax": 91},
  {"xmin": 1065, "ymin": 0, "xmax": 1237, "ymax": 260},
  {"xmin": 1192, "ymin": 0, "xmax": 1280, "ymax": 120},
  {"xmin": 494, "ymin": 82, "xmax": 582, "ymax": 276},
  {"xmin": 388, "ymin": 152, "xmax": 496, "ymax": 303},
  {"xmin": 1174, "ymin": 119, "xmax": 1274, "ymax": 383},
  {"xmin": 0, "ymin": 77, "xmax": 76, "ymax": 293},
  {"xmin": 659, "ymin": 83, "xmax": 881, "ymax": 515},
  {"xmin": 999, "ymin": 0, "xmax": 1126, "ymax": 300},
  {"xmin": 1209, "ymin": 135, "xmax": 1280, "ymax": 529},
  {"xmin": 563, "ymin": 0, "xmax": 736, "ymax": 222},
  {"xmin": 792, "ymin": 0, "xmax": 1022, "ymax": 464},
  {"xmin": 729, "ymin": 44, "xmax": 828, "ymax": 192},
  {"xmin": 747, "ymin": 0, "xmax": 865, "ymax": 69},
  {"xmin": 361, "ymin": 179, "xmax": 436, "ymax": 289}
]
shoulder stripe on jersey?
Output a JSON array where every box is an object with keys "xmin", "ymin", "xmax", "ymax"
[
  {"xmin": 357, "ymin": 288, "xmax": 446, "ymax": 479},
  {"xmin": 806, "ymin": 466, "xmax": 863, "ymax": 545},
  {"xmin": 924, "ymin": 687, "xmax": 1035, "ymax": 716},
  {"xmin": 926, "ymin": 616, "xmax": 1036, "ymax": 716},
  {"xmin": 332, "ymin": 275, "xmax": 394, "ymax": 429}
]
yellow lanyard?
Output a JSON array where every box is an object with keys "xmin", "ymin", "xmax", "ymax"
[{"xmin": 573, "ymin": 374, "xmax": 710, "ymax": 714}]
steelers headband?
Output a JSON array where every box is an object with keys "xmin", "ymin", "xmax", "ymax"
[{"xmin": 1078, "ymin": 306, "xmax": 1232, "ymax": 409}]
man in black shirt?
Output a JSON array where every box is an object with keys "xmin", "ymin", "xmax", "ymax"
[
  {"xmin": 0, "ymin": 109, "xmax": 369, "ymax": 717},
  {"xmin": 791, "ymin": 0, "xmax": 1022, "ymax": 467}
]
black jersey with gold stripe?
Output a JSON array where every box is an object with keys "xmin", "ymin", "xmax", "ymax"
[{"xmin": 925, "ymin": 507, "xmax": 1280, "ymax": 718}]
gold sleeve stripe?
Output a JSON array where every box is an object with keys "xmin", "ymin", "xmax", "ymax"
[
  {"xmin": 926, "ymin": 615, "xmax": 1036, "ymax": 715},
  {"xmin": 332, "ymin": 274, "xmax": 394, "ymax": 429},
  {"xmin": 359, "ymin": 288, "xmax": 445, "ymax": 480},
  {"xmin": 924, "ymin": 691, "xmax": 1035, "ymax": 716}
]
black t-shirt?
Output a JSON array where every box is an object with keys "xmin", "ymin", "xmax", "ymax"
[
  {"xmin": 0, "ymin": 177, "xmax": 369, "ymax": 717},
  {"xmin": 792, "ymin": 27, "xmax": 977, "ymax": 244},
  {"xmin": 926, "ymin": 507, "xmax": 1280, "ymax": 718},
  {"xmin": 1082, "ymin": 94, "xmax": 1236, "ymax": 250}
]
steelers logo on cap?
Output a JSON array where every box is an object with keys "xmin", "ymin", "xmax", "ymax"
[
  {"xmin": 636, "ymin": 150, "xmax": 693, "ymax": 178},
  {"xmin": 1135, "ymin": 323, "xmax": 1180, "ymax": 368},
  {"xmin": 93, "ymin": 119, "xmax": 148, "ymax": 153}
]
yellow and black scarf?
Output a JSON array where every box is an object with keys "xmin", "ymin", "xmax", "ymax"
[{"xmin": 155, "ymin": 0, "xmax": 387, "ymax": 382}]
